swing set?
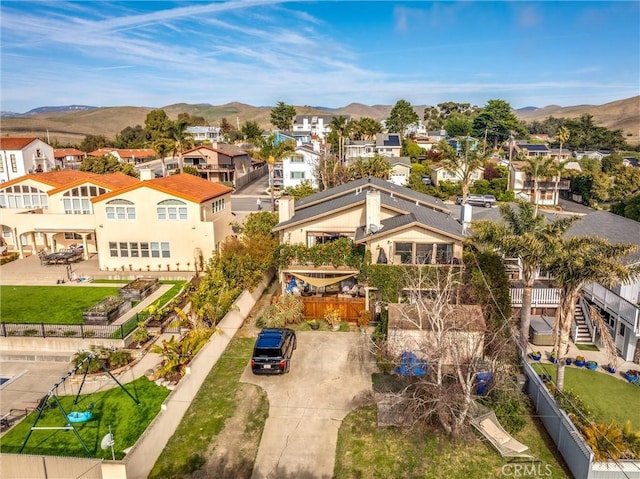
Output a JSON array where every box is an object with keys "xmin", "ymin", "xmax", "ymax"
[{"xmin": 19, "ymin": 352, "xmax": 140, "ymax": 456}]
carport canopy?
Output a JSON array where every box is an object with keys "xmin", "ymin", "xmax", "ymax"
[{"xmin": 289, "ymin": 272, "xmax": 357, "ymax": 288}]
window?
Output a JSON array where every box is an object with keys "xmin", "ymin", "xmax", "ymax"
[
  {"xmin": 107, "ymin": 241, "xmax": 169, "ymax": 258},
  {"xmin": 416, "ymin": 243, "xmax": 434, "ymax": 264},
  {"xmin": 0, "ymin": 157, "xmax": 3, "ymax": 172},
  {"xmin": 394, "ymin": 242, "xmax": 412, "ymax": 264},
  {"xmin": 62, "ymin": 186, "xmax": 105, "ymax": 214},
  {"xmin": 64, "ymin": 233, "xmax": 92, "ymax": 240},
  {"xmin": 106, "ymin": 199, "xmax": 136, "ymax": 220},
  {"xmin": 619, "ymin": 323, "xmax": 626, "ymax": 337},
  {"xmin": 212, "ymin": 198, "xmax": 225, "ymax": 214},
  {"xmin": 306, "ymin": 232, "xmax": 352, "ymax": 247},
  {"xmin": 157, "ymin": 199, "xmax": 188, "ymax": 220},
  {"xmin": 290, "ymin": 171, "xmax": 305, "ymax": 179},
  {"xmin": 0, "ymin": 185, "xmax": 48, "ymax": 209},
  {"xmin": 10, "ymin": 154, "xmax": 17, "ymax": 173},
  {"xmin": 436, "ymin": 244, "xmax": 453, "ymax": 263}
]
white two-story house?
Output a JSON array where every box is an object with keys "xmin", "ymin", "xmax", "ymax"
[{"xmin": 0, "ymin": 137, "xmax": 55, "ymax": 183}]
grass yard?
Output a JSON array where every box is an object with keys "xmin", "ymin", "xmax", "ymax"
[
  {"xmin": 0, "ymin": 285, "xmax": 121, "ymax": 324},
  {"xmin": 0, "ymin": 377, "xmax": 169, "ymax": 459},
  {"xmin": 148, "ymin": 337, "xmax": 268, "ymax": 478},
  {"xmin": 335, "ymin": 405, "xmax": 570, "ymax": 479},
  {"xmin": 534, "ymin": 363, "xmax": 640, "ymax": 427}
]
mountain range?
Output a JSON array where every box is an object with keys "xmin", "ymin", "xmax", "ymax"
[{"xmin": 1, "ymin": 97, "xmax": 638, "ymax": 146}]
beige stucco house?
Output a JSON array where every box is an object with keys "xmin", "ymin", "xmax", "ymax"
[
  {"xmin": 273, "ymin": 177, "xmax": 465, "ymax": 299},
  {"xmin": 0, "ymin": 171, "xmax": 233, "ymax": 271}
]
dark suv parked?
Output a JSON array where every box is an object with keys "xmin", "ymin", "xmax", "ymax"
[{"xmin": 251, "ymin": 328, "xmax": 297, "ymax": 374}]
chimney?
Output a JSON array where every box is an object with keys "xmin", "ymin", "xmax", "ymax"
[
  {"xmin": 460, "ymin": 203, "xmax": 473, "ymax": 235},
  {"xmin": 140, "ymin": 169, "xmax": 153, "ymax": 181},
  {"xmin": 279, "ymin": 195, "xmax": 295, "ymax": 223},
  {"xmin": 366, "ymin": 189, "xmax": 381, "ymax": 233}
]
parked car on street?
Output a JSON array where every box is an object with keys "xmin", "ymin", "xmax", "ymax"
[
  {"xmin": 456, "ymin": 194, "xmax": 496, "ymax": 208},
  {"xmin": 251, "ymin": 328, "xmax": 297, "ymax": 374}
]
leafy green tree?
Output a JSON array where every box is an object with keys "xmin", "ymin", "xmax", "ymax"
[
  {"xmin": 79, "ymin": 134, "xmax": 110, "ymax": 152},
  {"xmin": 609, "ymin": 168, "xmax": 640, "ymax": 203},
  {"xmin": 470, "ymin": 201, "xmax": 579, "ymax": 349},
  {"xmin": 353, "ymin": 117, "xmax": 383, "ymax": 140},
  {"xmin": 563, "ymin": 114, "xmax": 627, "ymax": 150},
  {"xmin": 240, "ymin": 211, "xmax": 279, "ymax": 238},
  {"xmin": 80, "ymin": 154, "xmax": 139, "ymax": 177},
  {"xmin": 182, "ymin": 166, "xmax": 200, "ymax": 176},
  {"xmin": 220, "ymin": 117, "xmax": 235, "ymax": 138},
  {"xmin": 602, "ymin": 153, "xmax": 625, "ymax": 174},
  {"xmin": 542, "ymin": 236, "xmax": 639, "ymax": 391},
  {"xmin": 283, "ymin": 182, "xmax": 316, "ymax": 200},
  {"xmin": 403, "ymin": 140, "xmax": 424, "ymax": 160},
  {"xmin": 152, "ymin": 137, "xmax": 172, "ymax": 177},
  {"xmin": 270, "ymin": 101, "xmax": 297, "ymax": 130},
  {"xmin": 115, "ymin": 125, "xmax": 148, "ymax": 148},
  {"xmin": 240, "ymin": 120, "xmax": 262, "ymax": 141},
  {"xmin": 144, "ymin": 109, "xmax": 171, "ymax": 141},
  {"xmin": 177, "ymin": 112, "xmax": 207, "ymax": 126},
  {"xmin": 611, "ymin": 193, "xmax": 640, "ymax": 221},
  {"xmin": 472, "ymin": 99, "xmax": 527, "ymax": 151},
  {"xmin": 386, "ymin": 99, "xmax": 419, "ymax": 139},
  {"xmin": 444, "ymin": 114, "xmax": 473, "ymax": 137},
  {"xmin": 349, "ymin": 154, "xmax": 392, "ymax": 180},
  {"xmin": 251, "ymin": 132, "xmax": 297, "ymax": 210}
]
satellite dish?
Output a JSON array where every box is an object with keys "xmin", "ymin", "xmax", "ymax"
[
  {"xmin": 369, "ymin": 224, "xmax": 379, "ymax": 234},
  {"xmin": 101, "ymin": 433, "xmax": 114, "ymax": 450},
  {"xmin": 101, "ymin": 426, "xmax": 116, "ymax": 460}
]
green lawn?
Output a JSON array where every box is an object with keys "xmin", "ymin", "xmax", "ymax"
[
  {"xmin": 149, "ymin": 337, "xmax": 268, "ymax": 478},
  {"xmin": 0, "ymin": 286, "xmax": 121, "ymax": 324},
  {"xmin": 0, "ymin": 377, "xmax": 169, "ymax": 459},
  {"xmin": 335, "ymin": 405, "xmax": 570, "ymax": 479},
  {"xmin": 534, "ymin": 363, "xmax": 640, "ymax": 427}
]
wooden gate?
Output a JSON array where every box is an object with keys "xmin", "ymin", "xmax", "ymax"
[{"xmin": 301, "ymin": 296, "xmax": 366, "ymax": 321}]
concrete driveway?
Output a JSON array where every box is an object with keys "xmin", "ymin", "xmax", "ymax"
[{"xmin": 242, "ymin": 331, "xmax": 376, "ymax": 479}]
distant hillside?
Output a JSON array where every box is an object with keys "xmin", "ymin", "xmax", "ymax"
[{"xmin": 1, "ymin": 97, "xmax": 637, "ymax": 146}]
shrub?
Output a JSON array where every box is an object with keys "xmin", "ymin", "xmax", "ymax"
[
  {"xmin": 260, "ymin": 294, "xmax": 304, "ymax": 328},
  {"xmin": 23, "ymin": 329, "xmax": 38, "ymax": 337},
  {"xmin": 72, "ymin": 351, "xmax": 104, "ymax": 374},
  {"xmin": 108, "ymin": 350, "xmax": 131, "ymax": 369},
  {"xmin": 132, "ymin": 322, "xmax": 151, "ymax": 345},
  {"xmin": 553, "ymin": 388, "xmax": 592, "ymax": 427},
  {"xmin": 485, "ymin": 390, "xmax": 527, "ymax": 434},
  {"xmin": 64, "ymin": 330, "xmax": 78, "ymax": 337}
]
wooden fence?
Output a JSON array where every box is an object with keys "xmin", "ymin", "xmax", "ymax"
[{"xmin": 301, "ymin": 296, "xmax": 366, "ymax": 321}]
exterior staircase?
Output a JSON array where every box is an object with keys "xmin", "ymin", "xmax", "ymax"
[{"xmin": 573, "ymin": 302, "xmax": 594, "ymax": 344}]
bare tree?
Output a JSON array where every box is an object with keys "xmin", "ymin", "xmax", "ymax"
[{"xmin": 380, "ymin": 266, "xmax": 512, "ymax": 436}]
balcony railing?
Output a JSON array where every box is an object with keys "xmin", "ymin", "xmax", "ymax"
[
  {"xmin": 583, "ymin": 283, "xmax": 640, "ymax": 334},
  {"xmin": 510, "ymin": 287, "xmax": 561, "ymax": 306},
  {"xmin": 522, "ymin": 180, "xmax": 570, "ymax": 190},
  {"xmin": 188, "ymin": 163, "xmax": 234, "ymax": 172}
]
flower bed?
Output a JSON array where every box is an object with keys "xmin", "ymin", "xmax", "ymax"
[
  {"xmin": 119, "ymin": 278, "xmax": 160, "ymax": 301},
  {"xmin": 83, "ymin": 296, "xmax": 132, "ymax": 325}
]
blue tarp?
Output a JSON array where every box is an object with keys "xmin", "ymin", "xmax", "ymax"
[{"xmin": 394, "ymin": 351, "xmax": 427, "ymax": 376}]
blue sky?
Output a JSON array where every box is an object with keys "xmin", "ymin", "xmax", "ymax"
[{"xmin": 1, "ymin": 1, "xmax": 639, "ymax": 113}]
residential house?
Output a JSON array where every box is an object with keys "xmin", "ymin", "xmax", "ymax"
[
  {"xmin": 0, "ymin": 171, "xmax": 233, "ymax": 271},
  {"xmin": 87, "ymin": 148, "xmax": 156, "ymax": 164},
  {"xmin": 573, "ymin": 150, "xmax": 611, "ymax": 161},
  {"xmin": 508, "ymin": 160, "xmax": 570, "ymax": 206},
  {"xmin": 473, "ymin": 206, "xmax": 640, "ymax": 362},
  {"xmin": 53, "ymin": 148, "xmax": 86, "ymax": 169},
  {"xmin": 292, "ymin": 115, "xmax": 344, "ymax": 140},
  {"xmin": 93, "ymin": 174, "xmax": 233, "ymax": 271},
  {"xmin": 179, "ymin": 144, "xmax": 252, "ymax": 184},
  {"xmin": 375, "ymin": 133, "xmax": 402, "ymax": 158},
  {"xmin": 512, "ymin": 143, "xmax": 551, "ymax": 158},
  {"xmin": 344, "ymin": 139, "xmax": 376, "ymax": 161},
  {"xmin": 388, "ymin": 157, "xmax": 412, "ymax": 186},
  {"xmin": 0, "ymin": 170, "xmax": 138, "ymax": 257},
  {"xmin": 427, "ymin": 130, "xmax": 448, "ymax": 141},
  {"xmin": 281, "ymin": 145, "xmax": 321, "ymax": 189},
  {"xmin": 273, "ymin": 177, "xmax": 465, "ymax": 309},
  {"xmin": 548, "ymin": 148, "xmax": 572, "ymax": 162},
  {"xmin": 404, "ymin": 121, "xmax": 428, "ymax": 138},
  {"xmin": 0, "ymin": 137, "xmax": 55, "ymax": 182},
  {"xmin": 186, "ymin": 126, "xmax": 223, "ymax": 143},
  {"xmin": 430, "ymin": 163, "xmax": 484, "ymax": 187}
]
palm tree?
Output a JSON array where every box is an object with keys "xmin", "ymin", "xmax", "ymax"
[
  {"xmin": 169, "ymin": 119, "xmax": 194, "ymax": 174},
  {"xmin": 543, "ymin": 236, "xmax": 639, "ymax": 391},
  {"xmin": 521, "ymin": 155, "xmax": 555, "ymax": 216},
  {"xmin": 354, "ymin": 117, "xmax": 383, "ymax": 141},
  {"xmin": 470, "ymin": 200, "xmax": 579, "ymax": 349},
  {"xmin": 152, "ymin": 137, "xmax": 172, "ymax": 177},
  {"xmin": 329, "ymin": 116, "xmax": 351, "ymax": 161},
  {"xmin": 251, "ymin": 133, "xmax": 297, "ymax": 211},
  {"xmin": 441, "ymin": 137, "xmax": 486, "ymax": 202},
  {"xmin": 553, "ymin": 126, "xmax": 571, "ymax": 204}
]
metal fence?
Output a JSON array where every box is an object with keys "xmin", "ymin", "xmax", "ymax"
[{"xmin": 0, "ymin": 316, "xmax": 139, "ymax": 340}]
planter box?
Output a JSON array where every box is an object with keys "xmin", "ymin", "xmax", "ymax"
[
  {"xmin": 119, "ymin": 278, "xmax": 160, "ymax": 301},
  {"xmin": 83, "ymin": 296, "xmax": 132, "ymax": 325}
]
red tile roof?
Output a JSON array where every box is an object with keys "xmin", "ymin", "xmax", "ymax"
[
  {"xmin": 114, "ymin": 149, "xmax": 156, "ymax": 158},
  {"xmin": 0, "ymin": 170, "xmax": 99, "ymax": 189},
  {"xmin": 47, "ymin": 172, "xmax": 139, "ymax": 195},
  {"xmin": 93, "ymin": 173, "xmax": 232, "ymax": 204},
  {"xmin": 88, "ymin": 148, "xmax": 116, "ymax": 156},
  {"xmin": 54, "ymin": 148, "xmax": 86, "ymax": 158},
  {"xmin": 0, "ymin": 137, "xmax": 40, "ymax": 150}
]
